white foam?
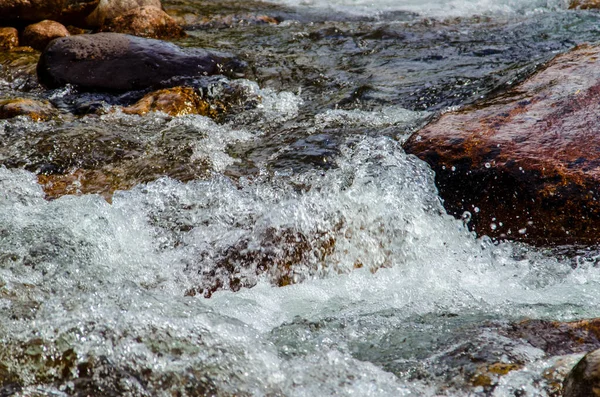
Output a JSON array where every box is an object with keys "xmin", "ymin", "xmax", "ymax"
[{"xmin": 269, "ymin": 0, "xmax": 568, "ymax": 18}]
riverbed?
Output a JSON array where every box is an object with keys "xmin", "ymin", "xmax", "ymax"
[{"xmin": 2, "ymin": 0, "xmax": 600, "ymax": 395}]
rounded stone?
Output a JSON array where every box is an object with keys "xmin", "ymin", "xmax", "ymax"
[
  {"xmin": 85, "ymin": 0, "xmax": 162, "ymax": 27},
  {"xmin": 0, "ymin": 27, "xmax": 19, "ymax": 50},
  {"xmin": 99, "ymin": 6, "xmax": 184, "ymax": 39},
  {"xmin": 37, "ymin": 33, "xmax": 246, "ymax": 92},
  {"xmin": 22, "ymin": 20, "xmax": 70, "ymax": 51},
  {"xmin": 0, "ymin": 98, "xmax": 55, "ymax": 121},
  {"xmin": 122, "ymin": 86, "xmax": 214, "ymax": 117}
]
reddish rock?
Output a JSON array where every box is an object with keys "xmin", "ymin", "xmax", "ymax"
[
  {"xmin": 100, "ymin": 6, "xmax": 184, "ymax": 39},
  {"xmin": 505, "ymin": 318, "xmax": 600, "ymax": 356},
  {"xmin": 0, "ymin": 27, "xmax": 18, "ymax": 50},
  {"xmin": 403, "ymin": 44, "xmax": 600, "ymax": 246},
  {"xmin": 121, "ymin": 86, "xmax": 215, "ymax": 117},
  {"xmin": 85, "ymin": 0, "xmax": 162, "ymax": 27},
  {"xmin": 0, "ymin": 98, "xmax": 55, "ymax": 121},
  {"xmin": 569, "ymin": 0, "xmax": 600, "ymax": 9},
  {"xmin": 22, "ymin": 20, "xmax": 70, "ymax": 51}
]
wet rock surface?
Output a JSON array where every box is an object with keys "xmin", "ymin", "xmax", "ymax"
[
  {"xmin": 99, "ymin": 5, "xmax": 185, "ymax": 39},
  {"xmin": 22, "ymin": 20, "xmax": 70, "ymax": 51},
  {"xmin": 37, "ymin": 33, "xmax": 246, "ymax": 91},
  {"xmin": 0, "ymin": 98, "xmax": 55, "ymax": 121},
  {"xmin": 122, "ymin": 86, "xmax": 216, "ymax": 117},
  {"xmin": 0, "ymin": 27, "xmax": 19, "ymax": 50},
  {"xmin": 563, "ymin": 349, "xmax": 600, "ymax": 397},
  {"xmin": 403, "ymin": 44, "xmax": 600, "ymax": 246}
]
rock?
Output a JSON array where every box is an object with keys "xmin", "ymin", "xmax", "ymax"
[
  {"xmin": 505, "ymin": 318, "xmax": 600, "ymax": 356},
  {"xmin": 122, "ymin": 86, "xmax": 216, "ymax": 117},
  {"xmin": 37, "ymin": 33, "xmax": 246, "ymax": 91},
  {"xmin": 569, "ymin": 0, "xmax": 600, "ymax": 9},
  {"xmin": 22, "ymin": 20, "xmax": 70, "ymax": 51},
  {"xmin": 0, "ymin": 98, "xmax": 55, "ymax": 121},
  {"xmin": 563, "ymin": 349, "xmax": 600, "ymax": 397},
  {"xmin": 100, "ymin": 6, "xmax": 184, "ymax": 39},
  {"xmin": 403, "ymin": 44, "xmax": 600, "ymax": 246},
  {"xmin": 85, "ymin": 0, "xmax": 161, "ymax": 27},
  {"xmin": 0, "ymin": 27, "xmax": 18, "ymax": 50}
]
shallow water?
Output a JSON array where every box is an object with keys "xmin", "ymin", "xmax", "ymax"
[{"xmin": 3, "ymin": 0, "xmax": 600, "ymax": 396}]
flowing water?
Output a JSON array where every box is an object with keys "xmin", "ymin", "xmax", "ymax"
[{"xmin": 3, "ymin": 0, "xmax": 600, "ymax": 396}]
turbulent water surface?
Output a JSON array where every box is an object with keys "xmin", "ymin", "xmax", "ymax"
[{"xmin": 3, "ymin": 0, "xmax": 600, "ymax": 396}]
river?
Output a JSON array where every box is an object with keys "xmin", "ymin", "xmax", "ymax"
[{"xmin": 1, "ymin": 0, "xmax": 600, "ymax": 395}]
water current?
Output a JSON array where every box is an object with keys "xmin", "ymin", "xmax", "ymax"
[{"xmin": 3, "ymin": 0, "xmax": 600, "ymax": 395}]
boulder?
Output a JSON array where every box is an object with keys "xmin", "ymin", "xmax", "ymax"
[
  {"xmin": 563, "ymin": 349, "xmax": 600, "ymax": 397},
  {"xmin": 0, "ymin": 27, "xmax": 18, "ymax": 50},
  {"xmin": 22, "ymin": 20, "xmax": 70, "ymax": 51},
  {"xmin": 0, "ymin": 98, "xmax": 55, "ymax": 121},
  {"xmin": 37, "ymin": 33, "xmax": 246, "ymax": 91},
  {"xmin": 122, "ymin": 86, "xmax": 215, "ymax": 117},
  {"xmin": 99, "ymin": 6, "xmax": 184, "ymax": 39},
  {"xmin": 85, "ymin": 0, "xmax": 162, "ymax": 27},
  {"xmin": 403, "ymin": 44, "xmax": 600, "ymax": 246}
]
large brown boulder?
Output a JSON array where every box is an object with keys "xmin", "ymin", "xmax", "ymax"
[
  {"xmin": 85, "ymin": 0, "xmax": 162, "ymax": 27},
  {"xmin": 403, "ymin": 44, "xmax": 600, "ymax": 246},
  {"xmin": 22, "ymin": 20, "xmax": 70, "ymax": 51},
  {"xmin": 37, "ymin": 33, "xmax": 246, "ymax": 91},
  {"xmin": 99, "ymin": 6, "xmax": 184, "ymax": 39}
]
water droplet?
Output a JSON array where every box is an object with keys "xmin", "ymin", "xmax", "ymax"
[
  {"xmin": 485, "ymin": 162, "xmax": 491, "ymax": 168},
  {"xmin": 518, "ymin": 228, "xmax": 527, "ymax": 234},
  {"xmin": 490, "ymin": 223, "xmax": 497, "ymax": 230}
]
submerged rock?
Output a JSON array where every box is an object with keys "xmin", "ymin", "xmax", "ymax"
[
  {"xmin": 99, "ymin": 6, "xmax": 185, "ymax": 39},
  {"xmin": 403, "ymin": 44, "xmax": 600, "ymax": 245},
  {"xmin": 37, "ymin": 33, "xmax": 246, "ymax": 91},
  {"xmin": 121, "ymin": 86, "xmax": 216, "ymax": 117},
  {"xmin": 505, "ymin": 318, "xmax": 600, "ymax": 356},
  {"xmin": 0, "ymin": 98, "xmax": 55, "ymax": 121},
  {"xmin": 22, "ymin": 20, "xmax": 70, "ymax": 51},
  {"xmin": 563, "ymin": 349, "xmax": 600, "ymax": 397},
  {"xmin": 0, "ymin": 27, "xmax": 18, "ymax": 50}
]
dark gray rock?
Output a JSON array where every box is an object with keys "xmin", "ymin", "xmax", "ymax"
[{"xmin": 37, "ymin": 33, "xmax": 246, "ymax": 91}]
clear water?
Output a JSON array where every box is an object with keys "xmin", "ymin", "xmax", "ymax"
[{"xmin": 2, "ymin": 0, "xmax": 600, "ymax": 396}]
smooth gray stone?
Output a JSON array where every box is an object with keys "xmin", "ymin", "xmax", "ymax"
[{"xmin": 37, "ymin": 33, "xmax": 246, "ymax": 91}]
